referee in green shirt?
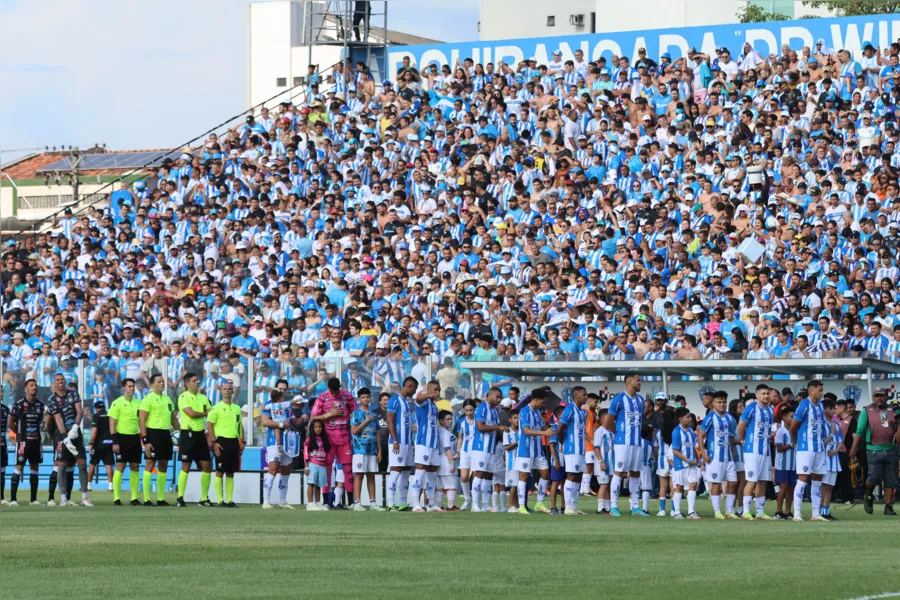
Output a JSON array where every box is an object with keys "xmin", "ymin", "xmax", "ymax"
[
  {"xmin": 139, "ymin": 374, "xmax": 179, "ymax": 506},
  {"xmin": 108, "ymin": 378, "xmax": 143, "ymax": 506},
  {"xmin": 176, "ymin": 373, "xmax": 213, "ymax": 508},
  {"xmin": 206, "ymin": 381, "xmax": 243, "ymax": 507}
]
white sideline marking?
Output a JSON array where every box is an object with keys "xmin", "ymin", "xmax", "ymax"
[{"xmin": 840, "ymin": 593, "xmax": 900, "ymax": 600}]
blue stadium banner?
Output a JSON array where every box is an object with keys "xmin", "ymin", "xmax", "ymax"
[{"xmin": 387, "ymin": 15, "xmax": 900, "ymax": 78}]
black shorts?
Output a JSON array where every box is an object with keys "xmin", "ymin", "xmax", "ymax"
[
  {"xmin": 117, "ymin": 434, "xmax": 143, "ymax": 465},
  {"xmin": 214, "ymin": 438, "xmax": 240, "ymax": 474},
  {"xmin": 54, "ymin": 435, "xmax": 86, "ymax": 463},
  {"xmin": 14, "ymin": 439, "xmax": 42, "ymax": 467},
  {"xmin": 90, "ymin": 444, "xmax": 115, "ymax": 466},
  {"xmin": 146, "ymin": 429, "xmax": 173, "ymax": 462},
  {"xmin": 1, "ymin": 443, "xmax": 7, "ymax": 468},
  {"xmin": 178, "ymin": 430, "xmax": 211, "ymax": 464}
]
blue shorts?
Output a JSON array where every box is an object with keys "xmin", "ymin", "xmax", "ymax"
[
  {"xmin": 550, "ymin": 462, "xmax": 566, "ymax": 482},
  {"xmin": 774, "ymin": 469, "xmax": 797, "ymax": 486},
  {"xmin": 308, "ymin": 463, "xmax": 329, "ymax": 488}
]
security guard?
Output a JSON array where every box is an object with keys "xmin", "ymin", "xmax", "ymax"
[
  {"xmin": 108, "ymin": 378, "xmax": 143, "ymax": 506},
  {"xmin": 176, "ymin": 373, "xmax": 212, "ymax": 508},
  {"xmin": 139, "ymin": 373, "xmax": 178, "ymax": 506},
  {"xmin": 206, "ymin": 381, "xmax": 243, "ymax": 507}
]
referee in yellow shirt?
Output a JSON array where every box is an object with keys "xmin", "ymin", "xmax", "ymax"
[
  {"xmin": 139, "ymin": 374, "xmax": 179, "ymax": 506},
  {"xmin": 206, "ymin": 381, "xmax": 243, "ymax": 507},
  {"xmin": 176, "ymin": 373, "xmax": 212, "ymax": 508},
  {"xmin": 108, "ymin": 378, "xmax": 143, "ymax": 506}
]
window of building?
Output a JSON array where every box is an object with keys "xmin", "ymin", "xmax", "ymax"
[
  {"xmin": 276, "ymin": 77, "xmax": 287, "ymax": 87},
  {"xmin": 546, "ymin": 15, "xmax": 555, "ymax": 27},
  {"xmin": 293, "ymin": 76, "xmax": 304, "ymax": 87}
]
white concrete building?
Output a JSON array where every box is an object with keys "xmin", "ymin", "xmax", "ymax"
[
  {"xmin": 247, "ymin": 0, "xmax": 439, "ymax": 108},
  {"xmin": 477, "ymin": 0, "xmax": 834, "ymax": 41}
]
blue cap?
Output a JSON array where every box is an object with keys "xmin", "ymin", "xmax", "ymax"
[
  {"xmin": 661, "ymin": 53, "xmax": 671, "ymax": 59},
  {"xmin": 0, "ymin": 344, "xmax": 10, "ymax": 352}
]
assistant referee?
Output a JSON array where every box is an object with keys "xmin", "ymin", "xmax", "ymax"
[
  {"xmin": 139, "ymin": 374, "xmax": 178, "ymax": 507},
  {"xmin": 176, "ymin": 373, "xmax": 212, "ymax": 508},
  {"xmin": 206, "ymin": 381, "xmax": 243, "ymax": 508},
  {"xmin": 109, "ymin": 378, "xmax": 143, "ymax": 506}
]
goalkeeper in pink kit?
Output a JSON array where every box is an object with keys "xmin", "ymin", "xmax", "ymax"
[{"xmin": 311, "ymin": 378, "xmax": 358, "ymax": 499}]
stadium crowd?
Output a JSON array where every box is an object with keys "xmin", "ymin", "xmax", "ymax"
[{"xmin": 2, "ymin": 37, "xmax": 900, "ymax": 512}]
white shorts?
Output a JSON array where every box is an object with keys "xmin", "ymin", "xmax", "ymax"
[
  {"xmin": 656, "ymin": 467, "xmax": 671, "ymax": 478},
  {"xmin": 388, "ymin": 443, "xmax": 414, "ymax": 468},
  {"xmin": 564, "ymin": 454, "xmax": 586, "ymax": 474},
  {"xmin": 640, "ymin": 466, "xmax": 652, "ymax": 490},
  {"xmin": 505, "ymin": 469, "xmax": 519, "ymax": 488},
  {"xmin": 796, "ymin": 450, "xmax": 828, "ymax": 476},
  {"xmin": 705, "ymin": 460, "xmax": 737, "ymax": 484},
  {"xmin": 673, "ymin": 466, "xmax": 699, "ymax": 487},
  {"xmin": 331, "ymin": 463, "xmax": 345, "ymax": 485},
  {"xmin": 744, "ymin": 453, "xmax": 772, "ymax": 482},
  {"xmin": 821, "ymin": 471, "xmax": 837, "ymax": 486},
  {"xmin": 515, "ymin": 455, "xmax": 549, "ymax": 473},
  {"xmin": 492, "ymin": 469, "xmax": 505, "ymax": 486},
  {"xmin": 439, "ymin": 475, "xmax": 457, "ymax": 490},
  {"xmin": 414, "ymin": 445, "xmax": 440, "ymax": 467},
  {"xmin": 733, "ymin": 460, "xmax": 745, "ymax": 473},
  {"xmin": 472, "ymin": 450, "xmax": 496, "ymax": 474},
  {"xmin": 459, "ymin": 450, "xmax": 472, "ymax": 470},
  {"xmin": 265, "ymin": 445, "xmax": 292, "ymax": 465},
  {"xmin": 595, "ymin": 470, "xmax": 611, "ymax": 485},
  {"xmin": 584, "ymin": 451, "xmax": 594, "ymax": 469},
  {"xmin": 613, "ymin": 444, "xmax": 642, "ymax": 473},
  {"xmin": 352, "ymin": 454, "xmax": 378, "ymax": 474}
]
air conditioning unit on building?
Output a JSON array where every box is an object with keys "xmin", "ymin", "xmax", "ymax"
[{"xmin": 570, "ymin": 14, "xmax": 584, "ymax": 26}]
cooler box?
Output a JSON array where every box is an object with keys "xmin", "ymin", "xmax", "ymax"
[{"xmin": 736, "ymin": 238, "xmax": 765, "ymax": 264}]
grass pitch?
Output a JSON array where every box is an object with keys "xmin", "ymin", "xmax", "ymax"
[{"xmin": 2, "ymin": 493, "xmax": 899, "ymax": 600}]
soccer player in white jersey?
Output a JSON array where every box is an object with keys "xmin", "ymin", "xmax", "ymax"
[
  {"xmin": 698, "ymin": 394, "xmax": 738, "ymax": 519},
  {"xmin": 593, "ymin": 410, "xmax": 614, "ymax": 514},
  {"xmin": 503, "ymin": 412, "xmax": 520, "ymax": 512},
  {"xmin": 515, "ymin": 389, "xmax": 554, "ymax": 514},
  {"xmin": 736, "ymin": 384, "xmax": 776, "ymax": 520},
  {"xmin": 386, "ymin": 377, "xmax": 418, "ymax": 511},
  {"xmin": 790, "ymin": 380, "xmax": 830, "ymax": 521},
  {"xmin": 555, "ymin": 386, "xmax": 587, "ymax": 515},
  {"xmin": 773, "ymin": 405, "xmax": 797, "ymax": 519},
  {"xmin": 436, "ymin": 410, "xmax": 459, "ymax": 510},
  {"xmin": 455, "ymin": 400, "xmax": 477, "ymax": 509},
  {"xmin": 605, "ymin": 374, "xmax": 648, "ymax": 516},
  {"xmin": 820, "ymin": 399, "xmax": 841, "ymax": 521},
  {"xmin": 671, "ymin": 407, "xmax": 701, "ymax": 519},
  {"xmin": 412, "ymin": 381, "xmax": 443, "ymax": 512},
  {"xmin": 471, "ymin": 388, "xmax": 507, "ymax": 512},
  {"xmin": 260, "ymin": 390, "xmax": 302, "ymax": 509}
]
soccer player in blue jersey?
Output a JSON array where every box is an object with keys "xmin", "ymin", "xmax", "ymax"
[
  {"xmin": 820, "ymin": 399, "xmax": 841, "ymax": 521},
  {"xmin": 790, "ymin": 380, "xmax": 830, "ymax": 521},
  {"xmin": 654, "ymin": 424, "xmax": 673, "ymax": 517},
  {"xmin": 593, "ymin": 410, "xmax": 614, "ymax": 514},
  {"xmin": 412, "ymin": 381, "xmax": 443, "ymax": 512},
  {"xmin": 515, "ymin": 389, "xmax": 554, "ymax": 514},
  {"xmin": 260, "ymin": 390, "xmax": 301, "ymax": 509},
  {"xmin": 605, "ymin": 374, "xmax": 648, "ymax": 516},
  {"xmin": 386, "ymin": 377, "xmax": 418, "ymax": 511},
  {"xmin": 737, "ymin": 385, "xmax": 776, "ymax": 520},
  {"xmin": 455, "ymin": 400, "xmax": 477, "ymax": 510},
  {"xmin": 350, "ymin": 388, "xmax": 383, "ymax": 511},
  {"xmin": 671, "ymin": 407, "xmax": 701, "ymax": 519},
  {"xmin": 471, "ymin": 388, "xmax": 507, "ymax": 512},
  {"xmin": 698, "ymin": 394, "xmax": 737, "ymax": 519},
  {"xmin": 773, "ymin": 405, "xmax": 796, "ymax": 520},
  {"xmin": 556, "ymin": 386, "xmax": 588, "ymax": 515}
]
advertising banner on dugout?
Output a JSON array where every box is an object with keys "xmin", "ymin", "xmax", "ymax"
[{"xmin": 387, "ymin": 15, "xmax": 900, "ymax": 80}]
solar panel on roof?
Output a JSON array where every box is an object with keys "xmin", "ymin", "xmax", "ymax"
[{"xmin": 36, "ymin": 150, "xmax": 179, "ymax": 172}]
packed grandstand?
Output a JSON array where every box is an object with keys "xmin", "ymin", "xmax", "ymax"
[{"xmin": 4, "ymin": 38, "xmax": 900, "ymax": 411}]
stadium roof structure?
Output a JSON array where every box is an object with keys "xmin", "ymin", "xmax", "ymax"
[{"xmin": 464, "ymin": 356, "xmax": 900, "ymax": 398}]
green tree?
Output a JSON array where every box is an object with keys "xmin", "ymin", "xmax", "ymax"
[
  {"xmin": 802, "ymin": 0, "xmax": 900, "ymax": 15},
  {"xmin": 737, "ymin": 4, "xmax": 791, "ymax": 22}
]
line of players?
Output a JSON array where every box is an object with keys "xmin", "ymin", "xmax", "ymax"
[{"xmin": 307, "ymin": 373, "xmax": 841, "ymax": 518}]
